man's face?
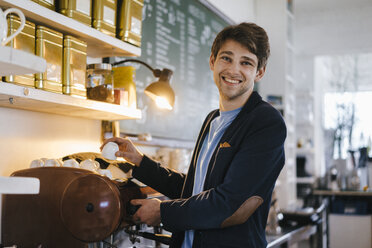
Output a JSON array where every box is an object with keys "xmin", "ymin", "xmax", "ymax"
[{"xmin": 209, "ymin": 39, "xmax": 265, "ymax": 103}]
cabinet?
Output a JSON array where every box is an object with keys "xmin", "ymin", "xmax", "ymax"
[
  {"xmin": 0, "ymin": 0, "xmax": 141, "ymax": 121},
  {"xmin": 256, "ymin": 0, "xmax": 297, "ymax": 209}
]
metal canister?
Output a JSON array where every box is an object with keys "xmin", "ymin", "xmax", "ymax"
[
  {"xmin": 38, "ymin": 0, "xmax": 56, "ymax": 10},
  {"xmin": 63, "ymin": 35, "xmax": 87, "ymax": 98},
  {"xmin": 58, "ymin": 0, "xmax": 92, "ymax": 26},
  {"xmin": 117, "ymin": 0, "xmax": 143, "ymax": 47},
  {"xmin": 4, "ymin": 15, "xmax": 36, "ymax": 87},
  {"xmin": 86, "ymin": 63, "xmax": 114, "ymax": 103},
  {"xmin": 35, "ymin": 26, "xmax": 63, "ymax": 93},
  {"xmin": 92, "ymin": 0, "xmax": 117, "ymax": 37}
]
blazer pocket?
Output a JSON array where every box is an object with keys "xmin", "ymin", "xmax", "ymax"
[
  {"xmin": 215, "ymin": 146, "xmax": 235, "ymax": 162},
  {"xmin": 206, "ymin": 147, "xmax": 236, "ymax": 185}
]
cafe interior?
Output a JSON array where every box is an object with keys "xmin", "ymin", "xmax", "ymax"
[{"xmin": 0, "ymin": 0, "xmax": 372, "ymax": 247}]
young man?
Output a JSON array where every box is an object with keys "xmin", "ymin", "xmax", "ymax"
[{"xmin": 102, "ymin": 22, "xmax": 286, "ymax": 247}]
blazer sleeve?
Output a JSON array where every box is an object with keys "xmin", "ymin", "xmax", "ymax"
[
  {"xmin": 160, "ymin": 110, "xmax": 287, "ymax": 231},
  {"xmin": 132, "ymin": 109, "xmax": 218, "ymax": 199},
  {"xmin": 132, "ymin": 155, "xmax": 186, "ymax": 199}
]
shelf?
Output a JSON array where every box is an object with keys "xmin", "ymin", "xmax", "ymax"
[
  {"xmin": 0, "ymin": 176, "xmax": 39, "ymax": 194},
  {"xmin": 0, "ymin": 83, "xmax": 141, "ymax": 120},
  {"xmin": 296, "ymin": 177, "xmax": 315, "ymax": 184},
  {"xmin": 0, "ymin": 46, "xmax": 46, "ymax": 76},
  {"xmin": 0, "ymin": 0, "xmax": 141, "ymax": 58}
]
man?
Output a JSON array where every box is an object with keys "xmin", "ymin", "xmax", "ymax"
[{"xmin": 102, "ymin": 22, "xmax": 286, "ymax": 247}]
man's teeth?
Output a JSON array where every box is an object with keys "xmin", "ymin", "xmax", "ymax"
[{"xmin": 224, "ymin": 78, "xmax": 240, "ymax": 84}]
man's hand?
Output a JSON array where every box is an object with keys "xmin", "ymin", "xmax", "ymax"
[
  {"xmin": 100, "ymin": 137, "xmax": 143, "ymax": 166},
  {"xmin": 131, "ymin": 198, "xmax": 162, "ymax": 226}
]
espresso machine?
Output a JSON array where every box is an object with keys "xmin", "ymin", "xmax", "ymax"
[{"xmin": 1, "ymin": 166, "xmax": 169, "ymax": 247}]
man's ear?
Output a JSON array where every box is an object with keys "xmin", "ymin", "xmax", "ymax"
[
  {"xmin": 209, "ymin": 55, "xmax": 215, "ymax": 70},
  {"xmin": 254, "ymin": 66, "xmax": 266, "ymax": 82}
]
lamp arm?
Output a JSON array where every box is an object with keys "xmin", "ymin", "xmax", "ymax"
[{"xmin": 111, "ymin": 59, "xmax": 162, "ymax": 77}]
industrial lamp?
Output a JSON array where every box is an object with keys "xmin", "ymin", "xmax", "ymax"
[{"xmin": 112, "ymin": 59, "xmax": 175, "ymax": 110}]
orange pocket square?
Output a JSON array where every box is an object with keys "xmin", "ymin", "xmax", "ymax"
[{"xmin": 220, "ymin": 142, "xmax": 231, "ymax": 148}]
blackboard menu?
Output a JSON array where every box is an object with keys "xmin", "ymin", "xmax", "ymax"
[{"xmin": 116, "ymin": 0, "xmax": 229, "ymax": 141}]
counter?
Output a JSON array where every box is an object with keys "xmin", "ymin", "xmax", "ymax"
[
  {"xmin": 267, "ymin": 225, "xmax": 317, "ymax": 248},
  {"xmin": 313, "ymin": 189, "xmax": 372, "ymax": 197}
]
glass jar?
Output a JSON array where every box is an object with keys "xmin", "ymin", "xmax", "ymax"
[{"xmin": 86, "ymin": 63, "xmax": 114, "ymax": 103}]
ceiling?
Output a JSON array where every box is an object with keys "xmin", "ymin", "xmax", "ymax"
[{"xmin": 294, "ymin": 0, "xmax": 372, "ymax": 56}]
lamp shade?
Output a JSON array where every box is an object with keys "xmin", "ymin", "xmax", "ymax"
[
  {"xmin": 144, "ymin": 68, "xmax": 175, "ymax": 110},
  {"xmin": 144, "ymin": 80, "xmax": 175, "ymax": 110}
]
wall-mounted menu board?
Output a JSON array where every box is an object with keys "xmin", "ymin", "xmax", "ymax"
[{"xmin": 114, "ymin": 0, "xmax": 229, "ymax": 141}]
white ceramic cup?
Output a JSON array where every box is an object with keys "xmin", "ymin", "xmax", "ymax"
[
  {"xmin": 44, "ymin": 159, "xmax": 61, "ymax": 167},
  {"xmin": 101, "ymin": 142, "xmax": 119, "ymax": 160},
  {"xmin": 0, "ymin": 7, "xmax": 25, "ymax": 46},
  {"xmin": 98, "ymin": 169, "xmax": 113, "ymax": 179},
  {"xmin": 62, "ymin": 158, "xmax": 80, "ymax": 168},
  {"xmin": 80, "ymin": 159, "xmax": 99, "ymax": 172},
  {"xmin": 30, "ymin": 159, "xmax": 44, "ymax": 168}
]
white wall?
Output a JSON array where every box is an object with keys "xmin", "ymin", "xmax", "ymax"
[
  {"xmin": 0, "ymin": 107, "xmax": 101, "ymax": 176},
  {"xmin": 205, "ymin": 0, "xmax": 256, "ymax": 23},
  {"xmin": 255, "ymin": 0, "xmax": 287, "ymax": 100}
]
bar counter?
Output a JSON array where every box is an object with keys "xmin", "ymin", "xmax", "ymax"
[{"xmin": 267, "ymin": 225, "xmax": 317, "ymax": 248}]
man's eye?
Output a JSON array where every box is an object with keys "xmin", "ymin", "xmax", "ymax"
[
  {"xmin": 221, "ymin": 56, "xmax": 231, "ymax": 61},
  {"xmin": 242, "ymin": 61, "xmax": 252, "ymax": 66}
]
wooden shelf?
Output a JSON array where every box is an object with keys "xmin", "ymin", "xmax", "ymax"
[
  {"xmin": 0, "ymin": 83, "xmax": 141, "ymax": 120},
  {"xmin": 0, "ymin": 176, "xmax": 39, "ymax": 194},
  {"xmin": 0, "ymin": 46, "xmax": 46, "ymax": 76},
  {"xmin": 0, "ymin": 0, "xmax": 141, "ymax": 58}
]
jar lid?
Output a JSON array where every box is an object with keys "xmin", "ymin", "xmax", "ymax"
[{"xmin": 87, "ymin": 63, "xmax": 112, "ymax": 70}]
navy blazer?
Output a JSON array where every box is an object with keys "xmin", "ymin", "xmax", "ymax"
[{"xmin": 133, "ymin": 91, "xmax": 286, "ymax": 247}]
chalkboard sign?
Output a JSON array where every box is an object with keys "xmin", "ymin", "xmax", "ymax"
[{"xmin": 114, "ymin": 0, "xmax": 229, "ymax": 141}]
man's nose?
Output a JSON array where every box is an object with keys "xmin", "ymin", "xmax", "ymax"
[{"xmin": 227, "ymin": 61, "xmax": 241, "ymax": 74}]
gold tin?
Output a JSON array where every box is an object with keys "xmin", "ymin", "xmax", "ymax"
[
  {"xmin": 38, "ymin": 0, "xmax": 56, "ymax": 10},
  {"xmin": 117, "ymin": 0, "xmax": 143, "ymax": 47},
  {"xmin": 35, "ymin": 26, "xmax": 63, "ymax": 93},
  {"xmin": 4, "ymin": 15, "xmax": 36, "ymax": 87},
  {"xmin": 58, "ymin": 0, "xmax": 92, "ymax": 26},
  {"xmin": 92, "ymin": 0, "xmax": 117, "ymax": 37},
  {"xmin": 62, "ymin": 35, "xmax": 87, "ymax": 98}
]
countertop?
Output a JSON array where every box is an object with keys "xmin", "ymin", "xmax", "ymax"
[
  {"xmin": 267, "ymin": 225, "xmax": 317, "ymax": 248},
  {"xmin": 313, "ymin": 189, "xmax": 372, "ymax": 197}
]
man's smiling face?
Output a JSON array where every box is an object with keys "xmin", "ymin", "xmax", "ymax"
[{"xmin": 209, "ymin": 39, "xmax": 265, "ymax": 105}]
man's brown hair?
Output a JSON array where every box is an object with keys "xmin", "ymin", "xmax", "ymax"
[{"xmin": 211, "ymin": 22, "xmax": 270, "ymax": 70}]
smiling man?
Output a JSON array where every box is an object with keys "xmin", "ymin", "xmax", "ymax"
[{"xmin": 102, "ymin": 22, "xmax": 286, "ymax": 248}]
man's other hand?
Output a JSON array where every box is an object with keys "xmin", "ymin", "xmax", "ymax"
[{"xmin": 131, "ymin": 198, "xmax": 162, "ymax": 226}]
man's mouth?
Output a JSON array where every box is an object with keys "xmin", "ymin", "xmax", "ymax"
[{"xmin": 222, "ymin": 76, "xmax": 241, "ymax": 84}]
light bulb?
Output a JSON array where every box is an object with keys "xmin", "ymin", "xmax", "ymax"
[{"xmin": 155, "ymin": 96, "xmax": 173, "ymax": 110}]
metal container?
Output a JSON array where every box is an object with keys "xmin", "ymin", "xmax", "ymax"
[
  {"xmin": 58, "ymin": 0, "xmax": 92, "ymax": 26},
  {"xmin": 92, "ymin": 0, "xmax": 117, "ymax": 37},
  {"xmin": 86, "ymin": 63, "xmax": 114, "ymax": 102},
  {"xmin": 117, "ymin": 0, "xmax": 143, "ymax": 47},
  {"xmin": 35, "ymin": 26, "xmax": 63, "ymax": 93},
  {"xmin": 63, "ymin": 35, "xmax": 87, "ymax": 98},
  {"xmin": 4, "ymin": 15, "xmax": 36, "ymax": 87},
  {"xmin": 38, "ymin": 0, "xmax": 56, "ymax": 10}
]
